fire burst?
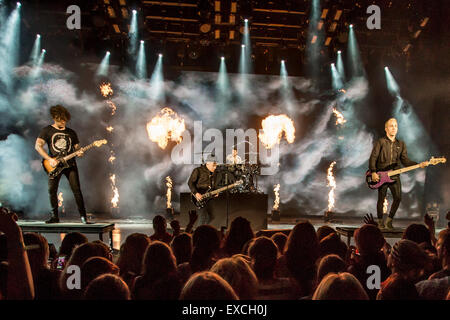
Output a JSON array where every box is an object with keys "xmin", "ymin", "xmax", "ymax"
[
  {"xmin": 106, "ymin": 101, "xmax": 117, "ymax": 115},
  {"xmin": 106, "ymin": 126, "xmax": 114, "ymax": 133},
  {"xmin": 383, "ymin": 198, "xmax": 389, "ymax": 214},
  {"xmin": 110, "ymin": 174, "xmax": 119, "ymax": 208},
  {"xmin": 166, "ymin": 176, "xmax": 173, "ymax": 209},
  {"xmin": 273, "ymin": 184, "xmax": 280, "ymax": 210},
  {"xmin": 108, "ymin": 151, "xmax": 116, "ymax": 164},
  {"xmin": 57, "ymin": 192, "xmax": 65, "ymax": 213},
  {"xmin": 146, "ymin": 107, "xmax": 185, "ymax": 149},
  {"xmin": 259, "ymin": 114, "xmax": 295, "ymax": 149},
  {"xmin": 100, "ymin": 82, "xmax": 113, "ymax": 97},
  {"xmin": 332, "ymin": 108, "xmax": 347, "ymax": 125},
  {"xmin": 327, "ymin": 161, "xmax": 337, "ymax": 212}
]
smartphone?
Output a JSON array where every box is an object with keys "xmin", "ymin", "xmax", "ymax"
[{"xmin": 56, "ymin": 256, "xmax": 67, "ymax": 270}]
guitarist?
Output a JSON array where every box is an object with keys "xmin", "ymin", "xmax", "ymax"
[
  {"xmin": 369, "ymin": 118, "xmax": 427, "ymax": 229},
  {"xmin": 35, "ymin": 105, "xmax": 90, "ymax": 224},
  {"xmin": 188, "ymin": 155, "xmax": 218, "ymax": 225}
]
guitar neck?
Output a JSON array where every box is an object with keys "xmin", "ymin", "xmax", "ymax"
[
  {"xmin": 388, "ymin": 164, "xmax": 421, "ymax": 176},
  {"xmin": 62, "ymin": 143, "xmax": 94, "ymax": 161},
  {"xmin": 208, "ymin": 183, "xmax": 238, "ymax": 196}
]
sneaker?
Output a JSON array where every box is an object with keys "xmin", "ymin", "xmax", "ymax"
[
  {"xmin": 81, "ymin": 216, "xmax": 93, "ymax": 224},
  {"xmin": 45, "ymin": 216, "xmax": 60, "ymax": 224},
  {"xmin": 385, "ymin": 217, "xmax": 394, "ymax": 229},
  {"xmin": 377, "ymin": 218, "xmax": 384, "ymax": 229}
]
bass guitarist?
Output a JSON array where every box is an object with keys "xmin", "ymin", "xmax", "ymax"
[
  {"xmin": 369, "ymin": 118, "xmax": 427, "ymax": 229},
  {"xmin": 188, "ymin": 154, "xmax": 218, "ymax": 225},
  {"xmin": 35, "ymin": 105, "xmax": 91, "ymax": 224}
]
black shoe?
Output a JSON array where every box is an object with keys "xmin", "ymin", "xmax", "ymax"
[
  {"xmin": 81, "ymin": 216, "xmax": 93, "ymax": 224},
  {"xmin": 45, "ymin": 216, "xmax": 60, "ymax": 224}
]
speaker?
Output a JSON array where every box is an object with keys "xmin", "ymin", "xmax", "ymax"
[{"xmin": 180, "ymin": 192, "xmax": 268, "ymax": 231}]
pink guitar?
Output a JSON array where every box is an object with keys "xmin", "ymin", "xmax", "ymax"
[{"xmin": 366, "ymin": 156, "xmax": 446, "ymax": 189}]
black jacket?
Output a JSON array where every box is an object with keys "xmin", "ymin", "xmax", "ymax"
[
  {"xmin": 188, "ymin": 165, "xmax": 217, "ymax": 194},
  {"xmin": 369, "ymin": 136, "xmax": 417, "ymax": 173}
]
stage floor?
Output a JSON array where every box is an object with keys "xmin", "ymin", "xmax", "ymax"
[{"xmin": 18, "ymin": 214, "xmax": 442, "ymax": 251}]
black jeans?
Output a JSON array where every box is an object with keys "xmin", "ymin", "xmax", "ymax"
[
  {"xmin": 377, "ymin": 178, "xmax": 402, "ymax": 219},
  {"xmin": 48, "ymin": 166, "xmax": 86, "ymax": 218}
]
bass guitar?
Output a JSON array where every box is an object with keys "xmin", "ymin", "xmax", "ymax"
[
  {"xmin": 191, "ymin": 180, "xmax": 243, "ymax": 208},
  {"xmin": 42, "ymin": 139, "xmax": 107, "ymax": 178},
  {"xmin": 365, "ymin": 156, "xmax": 446, "ymax": 189}
]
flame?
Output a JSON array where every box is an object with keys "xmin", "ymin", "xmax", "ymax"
[
  {"xmin": 327, "ymin": 161, "xmax": 337, "ymax": 212},
  {"xmin": 332, "ymin": 107, "xmax": 347, "ymax": 125},
  {"xmin": 259, "ymin": 114, "xmax": 295, "ymax": 149},
  {"xmin": 108, "ymin": 151, "xmax": 116, "ymax": 164},
  {"xmin": 57, "ymin": 192, "xmax": 65, "ymax": 213},
  {"xmin": 383, "ymin": 198, "xmax": 389, "ymax": 214},
  {"xmin": 100, "ymin": 82, "xmax": 113, "ymax": 97},
  {"xmin": 166, "ymin": 176, "xmax": 173, "ymax": 209},
  {"xmin": 146, "ymin": 107, "xmax": 186, "ymax": 149},
  {"xmin": 273, "ymin": 184, "xmax": 280, "ymax": 210},
  {"xmin": 110, "ymin": 174, "xmax": 119, "ymax": 208},
  {"xmin": 106, "ymin": 126, "xmax": 114, "ymax": 132},
  {"xmin": 106, "ymin": 101, "xmax": 117, "ymax": 116}
]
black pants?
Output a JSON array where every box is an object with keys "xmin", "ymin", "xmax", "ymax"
[
  {"xmin": 377, "ymin": 178, "xmax": 402, "ymax": 219},
  {"xmin": 48, "ymin": 166, "xmax": 86, "ymax": 218}
]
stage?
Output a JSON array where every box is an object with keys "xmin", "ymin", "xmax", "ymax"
[{"xmin": 16, "ymin": 214, "xmax": 441, "ymax": 252}]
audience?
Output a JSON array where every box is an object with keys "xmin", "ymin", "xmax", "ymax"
[
  {"xmin": 23, "ymin": 233, "xmax": 60, "ymax": 300},
  {"xmin": 84, "ymin": 274, "xmax": 130, "ymax": 300},
  {"xmin": 116, "ymin": 233, "xmax": 150, "ymax": 287},
  {"xmin": 132, "ymin": 241, "xmax": 181, "ymax": 300},
  {"xmin": 171, "ymin": 233, "xmax": 193, "ymax": 265},
  {"xmin": 210, "ymin": 255, "xmax": 258, "ymax": 299},
  {"xmin": 248, "ymin": 236, "xmax": 296, "ymax": 299},
  {"xmin": 312, "ymin": 272, "xmax": 369, "ymax": 300},
  {"xmin": 377, "ymin": 273, "xmax": 420, "ymax": 300},
  {"xmin": 348, "ymin": 224, "xmax": 390, "ymax": 300},
  {"xmin": 179, "ymin": 271, "xmax": 238, "ymax": 300},
  {"xmin": 277, "ymin": 221, "xmax": 319, "ymax": 298},
  {"xmin": 222, "ymin": 217, "xmax": 254, "ymax": 257},
  {"xmin": 150, "ymin": 215, "xmax": 173, "ymax": 244},
  {"xmin": 1, "ymin": 205, "xmax": 448, "ymax": 301},
  {"xmin": 317, "ymin": 254, "xmax": 347, "ymax": 284},
  {"xmin": 271, "ymin": 232, "xmax": 288, "ymax": 254}
]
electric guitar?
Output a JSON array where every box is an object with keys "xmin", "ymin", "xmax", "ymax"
[
  {"xmin": 365, "ymin": 156, "xmax": 446, "ymax": 189},
  {"xmin": 191, "ymin": 180, "xmax": 243, "ymax": 208},
  {"xmin": 42, "ymin": 139, "xmax": 108, "ymax": 178}
]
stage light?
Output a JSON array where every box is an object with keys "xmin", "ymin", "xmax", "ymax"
[
  {"xmin": 106, "ymin": 51, "xmax": 110, "ymax": 55},
  {"xmin": 37, "ymin": 34, "xmax": 40, "ymax": 38},
  {"xmin": 349, "ymin": 24, "xmax": 353, "ymax": 28},
  {"xmin": 241, "ymin": 44, "xmax": 245, "ymax": 48},
  {"xmin": 281, "ymin": 60, "xmax": 285, "ymax": 63},
  {"xmin": 132, "ymin": 10, "xmax": 137, "ymax": 14},
  {"xmin": 337, "ymin": 50, "xmax": 341, "ymax": 54},
  {"xmin": 97, "ymin": 50, "xmax": 111, "ymax": 77},
  {"xmin": 136, "ymin": 41, "xmax": 147, "ymax": 79},
  {"xmin": 16, "ymin": 2, "xmax": 21, "ymax": 7},
  {"xmin": 221, "ymin": 56, "xmax": 224, "ymax": 60},
  {"xmin": 159, "ymin": 53, "xmax": 162, "ymax": 57},
  {"xmin": 244, "ymin": 18, "xmax": 248, "ymax": 23},
  {"xmin": 150, "ymin": 53, "xmax": 165, "ymax": 102},
  {"xmin": 42, "ymin": 49, "xmax": 46, "ymax": 53},
  {"xmin": 140, "ymin": 40, "xmax": 144, "ymax": 44}
]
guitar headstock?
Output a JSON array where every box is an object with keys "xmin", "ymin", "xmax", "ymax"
[
  {"xmin": 93, "ymin": 139, "xmax": 108, "ymax": 147},
  {"xmin": 428, "ymin": 156, "xmax": 446, "ymax": 166}
]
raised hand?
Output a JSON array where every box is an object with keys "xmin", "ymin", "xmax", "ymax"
[{"xmin": 363, "ymin": 213, "xmax": 377, "ymax": 226}]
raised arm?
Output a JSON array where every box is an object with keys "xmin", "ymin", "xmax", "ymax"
[{"xmin": 0, "ymin": 208, "xmax": 35, "ymax": 300}]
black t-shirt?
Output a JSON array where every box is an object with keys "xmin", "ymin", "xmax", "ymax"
[{"xmin": 38, "ymin": 125, "xmax": 79, "ymax": 166}]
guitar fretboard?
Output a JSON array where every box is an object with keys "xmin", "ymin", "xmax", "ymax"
[{"xmin": 63, "ymin": 143, "xmax": 96, "ymax": 161}]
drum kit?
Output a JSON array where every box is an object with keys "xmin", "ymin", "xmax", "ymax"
[{"xmin": 215, "ymin": 158, "xmax": 262, "ymax": 193}]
